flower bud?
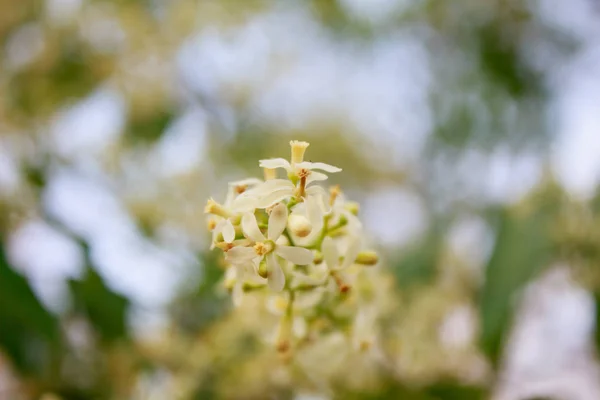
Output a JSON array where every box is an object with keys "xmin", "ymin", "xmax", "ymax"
[
  {"xmin": 288, "ymin": 214, "xmax": 312, "ymax": 237},
  {"xmin": 313, "ymin": 250, "xmax": 323, "ymax": 264},
  {"xmin": 355, "ymin": 251, "xmax": 378, "ymax": 266},
  {"xmin": 344, "ymin": 201, "xmax": 360, "ymax": 216},
  {"xmin": 257, "ymin": 260, "xmax": 268, "ymax": 279}
]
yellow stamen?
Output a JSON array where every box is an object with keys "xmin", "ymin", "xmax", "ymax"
[
  {"xmin": 332, "ymin": 272, "xmax": 350, "ymax": 293},
  {"xmin": 254, "ymin": 241, "xmax": 274, "ymax": 256},
  {"xmin": 329, "ymin": 185, "xmax": 342, "ymax": 206},
  {"xmin": 207, "ymin": 218, "xmax": 217, "ymax": 231},
  {"xmin": 297, "ymin": 168, "xmax": 310, "ymax": 178},
  {"xmin": 215, "ymin": 242, "xmax": 234, "ymax": 251},
  {"xmin": 234, "ymin": 184, "xmax": 248, "ymax": 194}
]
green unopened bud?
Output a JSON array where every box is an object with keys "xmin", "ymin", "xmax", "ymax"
[
  {"xmin": 288, "ymin": 214, "xmax": 312, "ymax": 237},
  {"xmin": 344, "ymin": 202, "xmax": 360, "ymax": 216},
  {"xmin": 355, "ymin": 251, "xmax": 378, "ymax": 266},
  {"xmin": 258, "ymin": 260, "xmax": 268, "ymax": 278},
  {"xmin": 313, "ymin": 251, "xmax": 323, "ymax": 264}
]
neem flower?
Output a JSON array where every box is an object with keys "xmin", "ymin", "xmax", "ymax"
[{"xmin": 226, "ymin": 203, "xmax": 313, "ymax": 291}]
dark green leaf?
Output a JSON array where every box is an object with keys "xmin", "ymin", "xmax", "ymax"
[
  {"xmin": 169, "ymin": 251, "xmax": 228, "ymax": 335},
  {"xmin": 478, "ymin": 205, "xmax": 553, "ymax": 367},
  {"xmin": 68, "ymin": 263, "xmax": 130, "ymax": 344},
  {"xmin": 125, "ymin": 109, "xmax": 174, "ymax": 144},
  {"xmin": 392, "ymin": 230, "xmax": 442, "ymax": 291},
  {"xmin": 0, "ymin": 243, "xmax": 60, "ymax": 376},
  {"xmin": 425, "ymin": 381, "xmax": 488, "ymax": 400}
]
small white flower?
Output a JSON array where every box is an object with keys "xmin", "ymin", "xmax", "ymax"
[
  {"xmin": 259, "ymin": 158, "xmax": 341, "ymax": 183},
  {"xmin": 233, "ymin": 179, "xmax": 330, "ymax": 231},
  {"xmin": 207, "ymin": 178, "xmax": 262, "ymax": 249},
  {"xmin": 225, "ymin": 203, "xmax": 313, "ymax": 291},
  {"xmin": 211, "ymin": 218, "xmax": 236, "ymax": 248},
  {"xmin": 331, "ymin": 193, "xmax": 363, "ymax": 234},
  {"xmin": 322, "ymin": 236, "xmax": 362, "ymax": 272},
  {"xmin": 290, "ymin": 263, "xmax": 329, "ymax": 287},
  {"xmin": 352, "ymin": 306, "xmax": 378, "ymax": 351},
  {"xmin": 231, "ymin": 261, "xmax": 267, "ymax": 307},
  {"xmin": 224, "ymin": 177, "xmax": 263, "ymax": 207}
]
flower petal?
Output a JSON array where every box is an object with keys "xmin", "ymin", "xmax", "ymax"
[
  {"xmin": 267, "ymin": 253, "xmax": 285, "ymax": 291},
  {"xmin": 296, "ymin": 161, "xmax": 341, "ymax": 173},
  {"xmin": 276, "ymin": 245, "xmax": 314, "ymax": 265},
  {"xmin": 212, "ymin": 219, "xmax": 227, "ymax": 244},
  {"xmin": 266, "ymin": 294, "xmax": 288, "ymax": 315},
  {"xmin": 306, "ymin": 171, "xmax": 328, "ymax": 185},
  {"xmin": 229, "ymin": 177, "xmax": 263, "ymax": 187},
  {"xmin": 340, "ymin": 236, "xmax": 361, "ymax": 270},
  {"xmin": 222, "ymin": 219, "xmax": 235, "ymax": 243},
  {"xmin": 231, "ymin": 193, "xmax": 258, "ymax": 212},
  {"xmin": 232, "ymin": 283, "xmax": 244, "ymax": 307},
  {"xmin": 268, "ymin": 202, "xmax": 288, "ymax": 240},
  {"xmin": 322, "ymin": 236, "xmax": 339, "ymax": 270},
  {"xmin": 242, "ymin": 213, "xmax": 266, "ymax": 242},
  {"xmin": 305, "ymin": 195, "xmax": 324, "ymax": 232},
  {"xmin": 225, "ymin": 247, "xmax": 256, "ymax": 264},
  {"xmin": 253, "ymin": 188, "xmax": 293, "ymax": 209},
  {"xmin": 306, "ymin": 185, "xmax": 331, "ymax": 213},
  {"xmin": 251, "ymin": 179, "xmax": 295, "ymax": 192},
  {"xmin": 295, "ymin": 290, "xmax": 324, "ymax": 310},
  {"xmin": 291, "ymin": 264, "xmax": 328, "ymax": 287},
  {"xmin": 259, "ymin": 158, "xmax": 292, "ymax": 171}
]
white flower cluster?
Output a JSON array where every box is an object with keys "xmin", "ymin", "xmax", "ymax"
[{"xmin": 205, "ymin": 140, "xmax": 378, "ymax": 352}]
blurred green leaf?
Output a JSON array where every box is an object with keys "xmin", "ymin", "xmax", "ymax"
[
  {"xmin": 8, "ymin": 41, "xmax": 111, "ymax": 120},
  {"xmin": 425, "ymin": 381, "xmax": 488, "ymax": 400},
  {"xmin": 69, "ymin": 260, "xmax": 130, "ymax": 344},
  {"xmin": 392, "ymin": 230, "xmax": 442, "ymax": 291},
  {"xmin": 0, "ymin": 243, "xmax": 60, "ymax": 376},
  {"xmin": 478, "ymin": 19, "xmax": 541, "ymax": 99},
  {"xmin": 125, "ymin": 109, "xmax": 174, "ymax": 144},
  {"xmin": 478, "ymin": 205, "xmax": 553, "ymax": 367},
  {"xmin": 170, "ymin": 251, "xmax": 228, "ymax": 335},
  {"xmin": 335, "ymin": 377, "xmax": 488, "ymax": 400}
]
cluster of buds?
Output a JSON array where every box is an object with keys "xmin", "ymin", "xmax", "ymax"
[{"xmin": 205, "ymin": 140, "xmax": 379, "ymax": 353}]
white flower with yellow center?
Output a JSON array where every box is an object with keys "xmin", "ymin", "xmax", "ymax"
[
  {"xmin": 225, "ymin": 203, "xmax": 314, "ymax": 291},
  {"xmin": 233, "ymin": 177, "xmax": 332, "ymax": 230},
  {"xmin": 206, "ymin": 178, "xmax": 262, "ymax": 248}
]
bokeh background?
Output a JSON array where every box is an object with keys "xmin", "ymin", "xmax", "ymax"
[{"xmin": 2, "ymin": 0, "xmax": 600, "ymax": 399}]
